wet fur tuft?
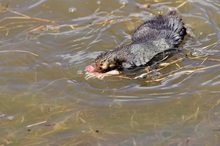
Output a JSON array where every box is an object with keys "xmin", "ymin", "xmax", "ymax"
[{"xmin": 132, "ymin": 12, "xmax": 186, "ymax": 46}]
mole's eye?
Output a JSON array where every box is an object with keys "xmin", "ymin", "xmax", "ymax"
[{"xmin": 109, "ymin": 64, "xmax": 115, "ymax": 68}]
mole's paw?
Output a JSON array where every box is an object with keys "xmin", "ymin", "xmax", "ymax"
[
  {"xmin": 85, "ymin": 70, "xmax": 120, "ymax": 80},
  {"xmin": 85, "ymin": 72, "xmax": 105, "ymax": 80}
]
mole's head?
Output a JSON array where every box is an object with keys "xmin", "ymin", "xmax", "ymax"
[{"xmin": 86, "ymin": 52, "xmax": 117, "ymax": 73}]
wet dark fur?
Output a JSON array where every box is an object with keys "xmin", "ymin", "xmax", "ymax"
[{"xmin": 93, "ymin": 11, "xmax": 187, "ymax": 73}]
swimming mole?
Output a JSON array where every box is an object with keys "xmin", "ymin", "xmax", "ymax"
[{"xmin": 85, "ymin": 11, "xmax": 187, "ymax": 79}]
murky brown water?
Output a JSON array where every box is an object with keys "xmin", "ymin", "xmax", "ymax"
[{"xmin": 0, "ymin": 0, "xmax": 220, "ymax": 145}]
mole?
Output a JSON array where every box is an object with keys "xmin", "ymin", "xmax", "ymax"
[{"xmin": 85, "ymin": 11, "xmax": 186, "ymax": 79}]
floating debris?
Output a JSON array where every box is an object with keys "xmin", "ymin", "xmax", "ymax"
[
  {"xmin": 27, "ymin": 121, "xmax": 47, "ymax": 128},
  {"xmin": 190, "ymin": 49, "xmax": 209, "ymax": 57},
  {"xmin": 136, "ymin": 4, "xmax": 151, "ymax": 9}
]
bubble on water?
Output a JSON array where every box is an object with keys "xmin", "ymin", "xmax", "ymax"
[
  {"xmin": 68, "ymin": 7, "xmax": 77, "ymax": 13},
  {"xmin": 119, "ymin": 0, "xmax": 128, "ymax": 5},
  {"xmin": 97, "ymin": 0, "xmax": 101, "ymax": 5}
]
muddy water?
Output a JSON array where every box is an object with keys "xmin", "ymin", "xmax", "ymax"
[{"xmin": 0, "ymin": 0, "xmax": 220, "ymax": 145}]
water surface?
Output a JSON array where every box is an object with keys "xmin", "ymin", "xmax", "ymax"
[{"xmin": 0, "ymin": 0, "xmax": 220, "ymax": 145}]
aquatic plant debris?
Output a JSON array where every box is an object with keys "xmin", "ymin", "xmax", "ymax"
[{"xmin": 27, "ymin": 121, "xmax": 47, "ymax": 128}]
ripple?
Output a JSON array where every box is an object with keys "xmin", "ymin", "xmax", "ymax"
[{"xmin": 28, "ymin": 0, "xmax": 46, "ymax": 9}]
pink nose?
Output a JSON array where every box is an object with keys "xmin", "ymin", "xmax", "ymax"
[{"xmin": 85, "ymin": 65, "xmax": 95, "ymax": 72}]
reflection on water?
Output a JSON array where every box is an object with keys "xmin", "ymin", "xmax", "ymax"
[{"xmin": 0, "ymin": 0, "xmax": 220, "ymax": 145}]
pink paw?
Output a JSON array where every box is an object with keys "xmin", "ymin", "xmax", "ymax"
[{"xmin": 85, "ymin": 69, "xmax": 120, "ymax": 80}]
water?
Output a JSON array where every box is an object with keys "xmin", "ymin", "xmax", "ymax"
[{"xmin": 0, "ymin": 0, "xmax": 220, "ymax": 145}]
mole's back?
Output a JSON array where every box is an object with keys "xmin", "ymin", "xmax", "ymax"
[{"xmin": 132, "ymin": 12, "xmax": 186, "ymax": 47}]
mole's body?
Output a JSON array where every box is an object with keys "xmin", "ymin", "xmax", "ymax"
[{"xmin": 85, "ymin": 11, "xmax": 187, "ymax": 79}]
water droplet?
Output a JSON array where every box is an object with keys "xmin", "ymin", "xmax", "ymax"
[
  {"xmin": 119, "ymin": 0, "xmax": 128, "ymax": 5},
  {"xmin": 97, "ymin": 0, "xmax": 101, "ymax": 5},
  {"xmin": 68, "ymin": 7, "xmax": 77, "ymax": 13},
  {"xmin": 77, "ymin": 70, "xmax": 83, "ymax": 75}
]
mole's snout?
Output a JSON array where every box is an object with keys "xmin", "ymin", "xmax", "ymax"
[{"xmin": 85, "ymin": 64, "xmax": 96, "ymax": 72}]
